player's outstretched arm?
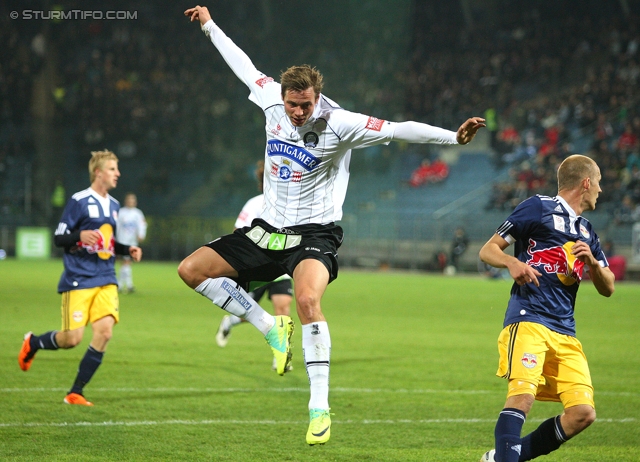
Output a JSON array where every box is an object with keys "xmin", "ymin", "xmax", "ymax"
[
  {"xmin": 184, "ymin": 6, "xmax": 211, "ymax": 26},
  {"xmin": 456, "ymin": 117, "xmax": 486, "ymax": 145},
  {"xmin": 183, "ymin": 5, "xmax": 265, "ymax": 95}
]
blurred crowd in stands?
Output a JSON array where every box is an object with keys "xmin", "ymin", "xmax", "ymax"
[
  {"xmin": 1, "ymin": 1, "xmax": 639, "ymax": 225},
  {"xmin": 408, "ymin": 4, "xmax": 640, "ymax": 223}
]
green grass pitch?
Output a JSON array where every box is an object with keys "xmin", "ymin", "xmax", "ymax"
[{"xmin": 1, "ymin": 259, "xmax": 638, "ymax": 461}]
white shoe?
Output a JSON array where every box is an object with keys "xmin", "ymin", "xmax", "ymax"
[
  {"xmin": 479, "ymin": 449, "xmax": 496, "ymax": 461},
  {"xmin": 215, "ymin": 315, "xmax": 232, "ymax": 347}
]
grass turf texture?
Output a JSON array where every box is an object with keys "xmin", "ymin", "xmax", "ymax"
[{"xmin": 1, "ymin": 259, "xmax": 638, "ymax": 461}]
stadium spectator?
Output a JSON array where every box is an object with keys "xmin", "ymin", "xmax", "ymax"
[
  {"xmin": 18, "ymin": 150, "xmax": 143, "ymax": 406},
  {"xmin": 116, "ymin": 192, "xmax": 147, "ymax": 293},
  {"xmin": 408, "ymin": 157, "xmax": 449, "ymax": 187},
  {"xmin": 478, "ymin": 155, "xmax": 615, "ymax": 462},
  {"xmin": 215, "ymin": 161, "xmax": 294, "ymax": 375},
  {"xmin": 178, "ymin": 5, "xmax": 485, "ymax": 446},
  {"xmin": 449, "ymin": 227, "xmax": 469, "ymax": 271}
]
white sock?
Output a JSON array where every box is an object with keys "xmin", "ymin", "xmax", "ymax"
[
  {"xmin": 125, "ymin": 266, "xmax": 133, "ymax": 288},
  {"xmin": 302, "ymin": 321, "xmax": 331, "ymax": 410},
  {"xmin": 195, "ymin": 277, "xmax": 275, "ymax": 335},
  {"xmin": 228, "ymin": 315, "xmax": 243, "ymax": 327},
  {"xmin": 119, "ymin": 264, "xmax": 133, "ymax": 288}
]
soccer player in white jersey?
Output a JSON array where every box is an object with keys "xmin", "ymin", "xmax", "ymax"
[
  {"xmin": 216, "ymin": 161, "xmax": 294, "ymax": 374},
  {"xmin": 116, "ymin": 193, "xmax": 147, "ymax": 293},
  {"xmin": 181, "ymin": 5, "xmax": 485, "ymax": 445},
  {"xmin": 18, "ymin": 150, "xmax": 142, "ymax": 406}
]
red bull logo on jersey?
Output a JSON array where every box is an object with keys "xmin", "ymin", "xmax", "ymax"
[
  {"xmin": 521, "ymin": 353, "xmax": 538, "ymax": 369},
  {"xmin": 526, "ymin": 238, "xmax": 585, "ymax": 286},
  {"xmin": 76, "ymin": 224, "xmax": 115, "ymax": 260},
  {"xmin": 579, "ymin": 224, "xmax": 590, "ymax": 239}
]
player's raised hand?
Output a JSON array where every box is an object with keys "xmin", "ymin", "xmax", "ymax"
[
  {"xmin": 456, "ymin": 117, "xmax": 486, "ymax": 145},
  {"xmin": 184, "ymin": 6, "xmax": 211, "ymax": 26}
]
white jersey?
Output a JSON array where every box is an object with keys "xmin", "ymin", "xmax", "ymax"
[
  {"xmin": 116, "ymin": 206, "xmax": 147, "ymax": 246},
  {"xmin": 203, "ymin": 20, "xmax": 459, "ymax": 228},
  {"xmin": 235, "ymin": 194, "xmax": 264, "ymax": 229}
]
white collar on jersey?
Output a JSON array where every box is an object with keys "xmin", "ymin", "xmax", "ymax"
[
  {"xmin": 554, "ymin": 195, "xmax": 578, "ymax": 219},
  {"xmin": 89, "ymin": 187, "xmax": 111, "ymax": 217}
]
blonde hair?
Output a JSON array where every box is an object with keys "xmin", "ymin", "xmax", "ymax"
[
  {"xmin": 89, "ymin": 150, "xmax": 118, "ymax": 182},
  {"xmin": 557, "ymin": 154, "xmax": 597, "ymax": 191},
  {"xmin": 280, "ymin": 65, "xmax": 324, "ymax": 99}
]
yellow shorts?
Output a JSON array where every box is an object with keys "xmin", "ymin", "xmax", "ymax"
[
  {"xmin": 61, "ymin": 284, "xmax": 120, "ymax": 331},
  {"xmin": 496, "ymin": 322, "xmax": 594, "ymax": 409}
]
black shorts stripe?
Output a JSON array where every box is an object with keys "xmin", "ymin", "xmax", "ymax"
[{"xmin": 503, "ymin": 323, "xmax": 520, "ymax": 379}]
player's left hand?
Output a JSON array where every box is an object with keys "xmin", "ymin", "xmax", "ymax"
[
  {"xmin": 129, "ymin": 246, "xmax": 143, "ymax": 262},
  {"xmin": 456, "ymin": 117, "xmax": 486, "ymax": 145},
  {"xmin": 571, "ymin": 240, "xmax": 597, "ymax": 266}
]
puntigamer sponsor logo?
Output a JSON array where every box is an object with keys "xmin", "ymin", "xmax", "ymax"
[{"xmin": 267, "ymin": 140, "xmax": 320, "ymax": 171}]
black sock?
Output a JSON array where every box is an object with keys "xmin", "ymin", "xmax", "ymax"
[
  {"xmin": 69, "ymin": 346, "xmax": 104, "ymax": 395},
  {"xmin": 495, "ymin": 408, "xmax": 526, "ymax": 462},
  {"xmin": 519, "ymin": 415, "xmax": 568, "ymax": 461},
  {"xmin": 31, "ymin": 331, "xmax": 59, "ymax": 351}
]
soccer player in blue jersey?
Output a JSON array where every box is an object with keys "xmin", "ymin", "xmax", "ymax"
[
  {"xmin": 18, "ymin": 150, "xmax": 143, "ymax": 406},
  {"xmin": 478, "ymin": 154, "xmax": 615, "ymax": 462}
]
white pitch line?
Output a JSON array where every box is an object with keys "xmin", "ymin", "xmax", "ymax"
[
  {"xmin": 0, "ymin": 417, "xmax": 635, "ymax": 429},
  {"xmin": 1, "ymin": 387, "xmax": 638, "ymax": 397}
]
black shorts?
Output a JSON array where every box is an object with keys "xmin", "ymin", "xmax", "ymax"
[
  {"xmin": 205, "ymin": 218, "xmax": 343, "ymax": 285},
  {"xmin": 250, "ymin": 278, "xmax": 293, "ymax": 302}
]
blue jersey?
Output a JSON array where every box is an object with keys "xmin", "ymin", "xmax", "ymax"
[
  {"xmin": 496, "ymin": 195, "xmax": 609, "ymax": 336},
  {"xmin": 54, "ymin": 188, "xmax": 120, "ymax": 293}
]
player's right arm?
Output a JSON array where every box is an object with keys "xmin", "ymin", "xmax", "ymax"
[
  {"xmin": 480, "ymin": 234, "xmax": 542, "ymax": 287},
  {"xmin": 185, "ymin": 6, "xmax": 270, "ymax": 99}
]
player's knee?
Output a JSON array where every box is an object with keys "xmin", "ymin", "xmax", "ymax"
[
  {"xmin": 177, "ymin": 258, "xmax": 198, "ymax": 286},
  {"xmin": 574, "ymin": 405, "xmax": 596, "ymax": 429},
  {"xmin": 296, "ymin": 292, "xmax": 321, "ymax": 317}
]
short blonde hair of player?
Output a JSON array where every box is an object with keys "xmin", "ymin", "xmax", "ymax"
[
  {"xmin": 89, "ymin": 150, "xmax": 118, "ymax": 183},
  {"xmin": 280, "ymin": 65, "xmax": 324, "ymax": 99},
  {"xmin": 557, "ymin": 154, "xmax": 597, "ymax": 191}
]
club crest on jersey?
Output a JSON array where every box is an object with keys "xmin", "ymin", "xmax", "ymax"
[
  {"xmin": 580, "ymin": 224, "xmax": 590, "ymax": 239},
  {"xmin": 521, "ymin": 353, "xmax": 538, "ymax": 369},
  {"xmin": 303, "ymin": 131, "xmax": 319, "ymax": 148},
  {"xmin": 267, "ymin": 139, "xmax": 320, "ymax": 172}
]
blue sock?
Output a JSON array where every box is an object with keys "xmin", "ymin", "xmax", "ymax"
[
  {"xmin": 519, "ymin": 415, "xmax": 567, "ymax": 461},
  {"xmin": 495, "ymin": 408, "xmax": 526, "ymax": 462},
  {"xmin": 70, "ymin": 346, "xmax": 104, "ymax": 395},
  {"xmin": 31, "ymin": 331, "xmax": 59, "ymax": 351}
]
